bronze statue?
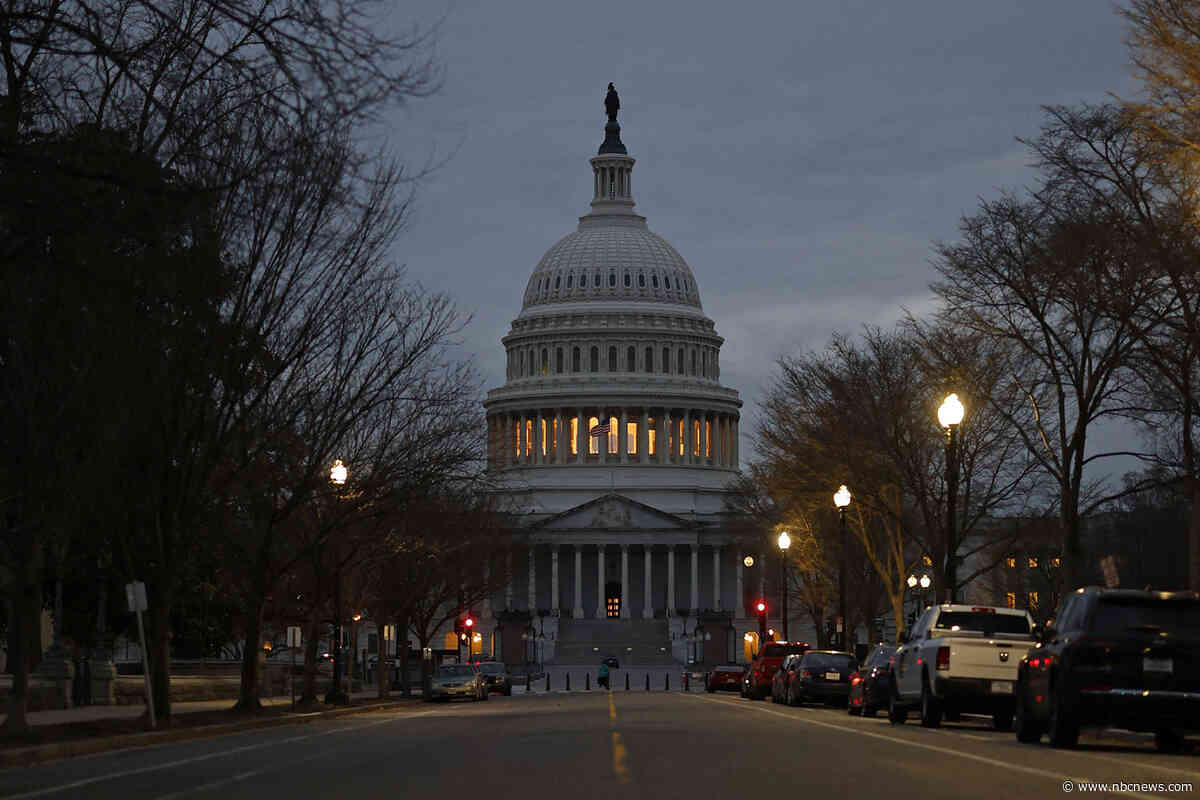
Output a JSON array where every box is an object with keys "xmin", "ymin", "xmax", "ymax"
[{"xmin": 605, "ymin": 83, "xmax": 619, "ymax": 122}]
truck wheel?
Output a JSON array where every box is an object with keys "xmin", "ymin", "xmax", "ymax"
[
  {"xmin": 1047, "ymin": 686, "xmax": 1079, "ymax": 749},
  {"xmin": 919, "ymin": 679, "xmax": 943, "ymax": 728}
]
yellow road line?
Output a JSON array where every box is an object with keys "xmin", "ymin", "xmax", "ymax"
[
  {"xmin": 608, "ymin": 691, "xmax": 616, "ymax": 726},
  {"xmin": 611, "ymin": 731, "xmax": 630, "ymax": 784}
]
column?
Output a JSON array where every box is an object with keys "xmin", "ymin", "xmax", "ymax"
[
  {"xmin": 690, "ymin": 544, "xmax": 699, "ymax": 612},
  {"xmin": 619, "ymin": 408, "xmax": 628, "ymax": 464},
  {"xmin": 684, "ymin": 409, "xmax": 693, "ymax": 464},
  {"xmin": 638, "ymin": 407, "xmax": 649, "ymax": 464},
  {"xmin": 551, "ymin": 547, "xmax": 560, "ymax": 614},
  {"xmin": 573, "ymin": 544, "xmax": 584, "ymax": 618},
  {"xmin": 712, "ymin": 545, "xmax": 721, "ymax": 612},
  {"xmin": 620, "ymin": 545, "xmax": 630, "ymax": 619},
  {"xmin": 643, "ymin": 547, "xmax": 653, "ymax": 619},
  {"xmin": 528, "ymin": 545, "xmax": 536, "ymax": 611},
  {"xmin": 733, "ymin": 417, "xmax": 740, "ymax": 468},
  {"xmin": 505, "ymin": 549, "xmax": 513, "ymax": 609},
  {"xmin": 596, "ymin": 544, "xmax": 606, "ymax": 618},
  {"xmin": 667, "ymin": 545, "xmax": 676, "ymax": 616},
  {"xmin": 735, "ymin": 546, "xmax": 745, "ymax": 618}
]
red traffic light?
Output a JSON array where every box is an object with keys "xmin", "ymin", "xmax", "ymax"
[
  {"xmin": 756, "ymin": 602, "xmax": 766, "ymax": 614},
  {"xmin": 464, "ymin": 617, "xmax": 474, "ymax": 628}
]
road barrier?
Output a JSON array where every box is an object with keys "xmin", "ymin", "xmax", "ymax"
[
  {"xmin": 645, "ymin": 673, "xmax": 650, "ymax": 691},
  {"xmin": 546, "ymin": 673, "xmax": 550, "ymax": 692},
  {"xmin": 625, "ymin": 673, "xmax": 630, "ymax": 691},
  {"xmin": 585, "ymin": 673, "xmax": 590, "ymax": 691},
  {"xmin": 526, "ymin": 673, "xmax": 531, "ymax": 692}
]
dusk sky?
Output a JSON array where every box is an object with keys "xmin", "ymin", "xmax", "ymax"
[{"xmin": 384, "ymin": 0, "xmax": 1137, "ymax": 471}]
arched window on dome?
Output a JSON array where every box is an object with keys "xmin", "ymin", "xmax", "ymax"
[
  {"xmin": 701, "ymin": 349, "xmax": 707, "ymax": 378},
  {"xmin": 662, "ymin": 347, "xmax": 670, "ymax": 374},
  {"xmin": 529, "ymin": 348, "xmax": 535, "ymax": 376},
  {"xmin": 644, "ymin": 347, "xmax": 653, "ymax": 373},
  {"xmin": 623, "ymin": 272, "xmax": 631, "ymax": 288},
  {"xmin": 690, "ymin": 349, "xmax": 697, "ymax": 376},
  {"xmin": 554, "ymin": 275, "xmax": 560, "ymax": 290},
  {"xmin": 626, "ymin": 346, "xmax": 635, "ymax": 372},
  {"xmin": 609, "ymin": 273, "xmax": 616, "ymax": 288},
  {"xmin": 519, "ymin": 350, "xmax": 525, "ymax": 377},
  {"xmin": 556, "ymin": 348, "xmax": 563, "ymax": 373},
  {"xmin": 677, "ymin": 348, "xmax": 684, "ymax": 375},
  {"xmin": 652, "ymin": 274, "xmax": 659, "ymax": 289},
  {"xmin": 594, "ymin": 273, "xmax": 601, "ymax": 288},
  {"xmin": 572, "ymin": 347, "xmax": 581, "ymax": 372},
  {"xmin": 566, "ymin": 274, "xmax": 573, "ymax": 289},
  {"xmin": 608, "ymin": 346, "xmax": 617, "ymax": 372},
  {"xmin": 541, "ymin": 348, "xmax": 549, "ymax": 376},
  {"xmin": 638, "ymin": 273, "xmax": 645, "ymax": 288},
  {"xmin": 664, "ymin": 276, "xmax": 671, "ymax": 290},
  {"xmin": 590, "ymin": 347, "xmax": 599, "ymax": 373}
]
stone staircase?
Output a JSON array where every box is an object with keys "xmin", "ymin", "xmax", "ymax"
[{"xmin": 552, "ymin": 618, "xmax": 677, "ymax": 666}]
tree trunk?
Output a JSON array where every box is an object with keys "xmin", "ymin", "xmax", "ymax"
[
  {"xmin": 147, "ymin": 600, "xmax": 173, "ymax": 723},
  {"xmin": 2, "ymin": 574, "xmax": 41, "ymax": 734},
  {"xmin": 234, "ymin": 596, "xmax": 264, "ymax": 711},
  {"xmin": 399, "ymin": 615, "xmax": 411, "ymax": 697},
  {"xmin": 374, "ymin": 608, "xmax": 388, "ymax": 700}
]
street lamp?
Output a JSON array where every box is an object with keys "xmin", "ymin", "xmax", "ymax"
[
  {"xmin": 325, "ymin": 459, "xmax": 349, "ymax": 705},
  {"xmin": 833, "ymin": 485, "xmax": 852, "ymax": 650},
  {"xmin": 777, "ymin": 531, "xmax": 791, "ymax": 641},
  {"xmin": 938, "ymin": 393, "xmax": 964, "ymax": 603}
]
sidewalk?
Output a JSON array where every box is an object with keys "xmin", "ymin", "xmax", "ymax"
[{"xmin": 0, "ymin": 689, "xmax": 413, "ymax": 728}]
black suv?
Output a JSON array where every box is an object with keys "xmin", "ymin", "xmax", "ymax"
[
  {"xmin": 473, "ymin": 661, "xmax": 513, "ymax": 696},
  {"xmin": 1014, "ymin": 587, "xmax": 1200, "ymax": 751}
]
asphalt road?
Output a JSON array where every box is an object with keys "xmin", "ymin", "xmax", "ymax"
[{"xmin": 1, "ymin": 690, "xmax": 1198, "ymax": 800}]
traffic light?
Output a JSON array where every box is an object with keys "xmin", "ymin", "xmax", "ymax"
[
  {"xmin": 464, "ymin": 616, "xmax": 474, "ymax": 629},
  {"xmin": 756, "ymin": 601, "xmax": 767, "ymax": 641}
]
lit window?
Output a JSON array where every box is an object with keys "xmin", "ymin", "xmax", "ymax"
[
  {"xmin": 570, "ymin": 418, "xmax": 578, "ymax": 455},
  {"xmin": 705, "ymin": 420, "xmax": 712, "ymax": 458},
  {"xmin": 608, "ymin": 416, "xmax": 618, "ymax": 454},
  {"xmin": 693, "ymin": 419, "xmax": 701, "ymax": 456},
  {"xmin": 627, "ymin": 422, "xmax": 637, "ymax": 454},
  {"xmin": 1051, "ymin": 557, "xmax": 1061, "ymax": 568},
  {"xmin": 1027, "ymin": 592, "xmax": 1040, "ymax": 612},
  {"xmin": 607, "ymin": 597, "xmax": 620, "ymax": 618},
  {"xmin": 588, "ymin": 417, "xmax": 600, "ymax": 455},
  {"xmin": 525, "ymin": 420, "xmax": 533, "ymax": 456},
  {"xmin": 1005, "ymin": 592, "xmax": 1016, "ymax": 609},
  {"xmin": 648, "ymin": 418, "xmax": 657, "ymax": 455},
  {"xmin": 514, "ymin": 424, "xmax": 520, "ymax": 459},
  {"xmin": 1005, "ymin": 557, "xmax": 1016, "ymax": 569},
  {"xmin": 922, "ymin": 555, "xmax": 932, "ymax": 567},
  {"xmin": 1028, "ymin": 557, "xmax": 1038, "ymax": 569},
  {"xmin": 678, "ymin": 419, "xmax": 685, "ymax": 456},
  {"xmin": 540, "ymin": 418, "xmax": 547, "ymax": 456}
]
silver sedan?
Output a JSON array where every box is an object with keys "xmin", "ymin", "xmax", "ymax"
[{"xmin": 427, "ymin": 664, "xmax": 488, "ymax": 702}]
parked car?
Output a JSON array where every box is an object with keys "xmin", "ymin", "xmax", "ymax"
[
  {"xmin": 1014, "ymin": 587, "xmax": 1200, "ymax": 751},
  {"xmin": 889, "ymin": 604, "xmax": 1036, "ymax": 730},
  {"xmin": 788, "ymin": 651, "xmax": 857, "ymax": 706},
  {"xmin": 426, "ymin": 663, "xmax": 487, "ymax": 702},
  {"xmin": 848, "ymin": 644, "xmax": 896, "ymax": 717},
  {"xmin": 473, "ymin": 661, "xmax": 513, "ymax": 696},
  {"xmin": 770, "ymin": 654, "xmax": 804, "ymax": 703},
  {"xmin": 705, "ymin": 664, "xmax": 744, "ymax": 693},
  {"xmin": 744, "ymin": 641, "xmax": 810, "ymax": 700}
]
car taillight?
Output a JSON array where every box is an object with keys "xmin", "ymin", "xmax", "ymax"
[
  {"xmin": 850, "ymin": 675, "xmax": 863, "ymax": 686},
  {"xmin": 936, "ymin": 646, "xmax": 950, "ymax": 671},
  {"xmin": 800, "ymin": 669, "xmax": 812, "ymax": 678}
]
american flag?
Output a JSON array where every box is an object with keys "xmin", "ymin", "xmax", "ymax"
[{"xmin": 589, "ymin": 422, "xmax": 611, "ymax": 438}]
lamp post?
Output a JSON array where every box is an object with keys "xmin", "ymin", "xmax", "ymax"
[
  {"xmin": 325, "ymin": 459, "xmax": 349, "ymax": 705},
  {"xmin": 919, "ymin": 573, "xmax": 932, "ymax": 610},
  {"xmin": 833, "ymin": 485, "xmax": 852, "ymax": 650},
  {"xmin": 938, "ymin": 394, "xmax": 964, "ymax": 603},
  {"xmin": 777, "ymin": 531, "xmax": 791, "ymax": 641},
  {"xmin": 907, "ymin": 574, "xmax": 919, "ymax": 625}
]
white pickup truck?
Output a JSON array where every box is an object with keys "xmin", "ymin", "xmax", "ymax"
[{"xmin": 888, "ymin": 604, "xmax": 1036, "ymax": 730}]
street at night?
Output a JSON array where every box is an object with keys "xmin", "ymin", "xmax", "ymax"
[{"xmin": 0, "ymin": 689, "xmax": 1196, "ymax": 800}]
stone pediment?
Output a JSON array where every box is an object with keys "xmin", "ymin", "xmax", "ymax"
[{"xmin": 532, "ymin": 493, "xmax": 694, "ymax": 532}]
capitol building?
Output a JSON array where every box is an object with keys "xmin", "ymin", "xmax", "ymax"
[{"xmin": 479, "ymin": 91, "xmax": 764, "ymax": 667}]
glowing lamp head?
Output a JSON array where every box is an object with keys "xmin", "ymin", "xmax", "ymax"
[
  {"xmin": 777, "ymin": 530, "xmax": 791, "ymax": 551},
  {"xmin": 743, "ymin": 555, "xmax": 755, "ymax": 567},
  {"xmin": 330, "ymin": 459, "xmax": 348, "ymax": 485},
  {"xmin": 907, "ymin": 574, "xmax": 918, "ymax": 589},
  {"xmin": 834, "ymin": 485, "xmax": 852, "ymax": 509},
  {"xmin": 744, "ymin": 633, "xmax": 754, "ymax": 642},
  {"xmin": 938, "ymin": 393, "xmax": 964, "ymax": 428},
  {"xmin": 352, "ymin": 613, "xmax": 362, "ymax": 622},
  {"xmin": 919, "ymin": 574, "xmax": 932, "ymax": 589},
  {"xmin": 464, "ymin": 617, "xmax": 474, "ymax": 628}
]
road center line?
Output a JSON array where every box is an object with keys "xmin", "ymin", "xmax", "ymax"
[
  {"xmin": 695, "ymin": 697, "xmax": 1165, "ymax": 800},
  {"xmin": 1, "ymin": 710, "xmax": 438, "ymax": 800}
]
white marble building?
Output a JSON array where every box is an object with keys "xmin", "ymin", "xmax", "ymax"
[{"xmin": 479, "ymin": 99, "xmax": 765, "ymax": 666}]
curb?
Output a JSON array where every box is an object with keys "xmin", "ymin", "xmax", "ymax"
[{"xmin": 0, "ymin": 698, "xmax": 420, "ymax": 768}]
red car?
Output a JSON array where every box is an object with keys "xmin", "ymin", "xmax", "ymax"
[
  {"xmin": 744, "ymin": 641, "xmax": 810, "ymax": 700},
  {"xmin": 705, "ymin": 664, "xmax": 745, "ymax": 692}
]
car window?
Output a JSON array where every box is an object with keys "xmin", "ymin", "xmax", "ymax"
[
  {"xmin": 478, "ymin": 664, "xmax": 505, "ymax": 675},
  {"xmin": 911, "ymin": 608, "xmax": 934, "ymax": 639},
  {"xmin": 933, "ymin": 611, "xmax": 1031, "ymax": 636},
  {"xmin": 1054, "ymin": 597, "xmax": 1082, "ymax": 634},
  {"xmin": 437, "ymin": 665, "xmax": 473, "ymax": 677},
  {"xmin": 1091, "ymin": 597, "xmax": 1200, "ymax": 637},
  {"xmin": 802, "ymin": 653, "xmax": 857, "ymax": 671},
  {"xmin": 762, "ymin": 643, "xmax": 808, "ymax": 658}
]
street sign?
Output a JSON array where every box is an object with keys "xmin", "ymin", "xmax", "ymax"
[
  {"xmin": 125, "ymin": 581, "xmax": 148, "ymax": 613},
  {"xmin": 287, "ymin": 626, "xmax": 302, "ymax": 648}
]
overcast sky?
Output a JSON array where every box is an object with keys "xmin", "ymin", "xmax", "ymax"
[{"xmin": 381, "ymin": 0, "xmax": 1137, "ymax": 469}]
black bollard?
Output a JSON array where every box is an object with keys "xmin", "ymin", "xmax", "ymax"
[
  {"xmin": 526, "ymin": 672, "xmax": 532, "ymax": 692},
  {"xmin": 645, "ymin": 673, "xmax": 650, "ymax": 691},
  {"xmin": 625, "ymin": 672, "xmax": 630, "ymax": 691},
  {"xmin": 566, "ymin": 673, "xmax": 571, "ymax": 691},
  {"xmin": 586, "ymin": 673, "xmax": 590, "ymax": 691},
  {"xmin": 685, "ymin": 672, "xmax": 690, "ymax": 692},
  {"xmin": 546, "ymin": 673, "xmax": 550, "ymax": 692},
  {"xmin": 665, "ymin": 672, "xmax": 670, "ymax": 691}
]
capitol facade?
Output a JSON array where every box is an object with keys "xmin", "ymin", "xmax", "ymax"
[{"xmin": 480, "ymin": 92, "xmax": 764, "ymax": 667}]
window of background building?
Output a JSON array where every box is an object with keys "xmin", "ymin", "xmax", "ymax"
[
  {"xmin": 608, "ymin": 346, "xmax": 617, "ymax": 371},
  {"xmin": 624, "ymin": 273, "xmax": 631, "ymax": 288},
  {"xmin": 677, "ymin": 419, "xmax": 685, "ymax": 456},
  {"xmin": 1027, "ymin": 592, "xmax": 1040, "ymax": 613},
  {"xmin": 570, "ymin": 418, "xmax": 578, "ymax": 455},
  {"xmin": 1028, "ymin": 556, "xmax": 1039, "ymax": 569},
  {"xmin": 645, "ymin": 347, "xmax": 653, "ymax": 373},
  {"xmin": 609, "ymin": 273, "xmax": 616, "ymax": 287},
  {"xmin": 590, "ymin": 347, "xmax": 599, "ymax": 372},
  {"xmin": 556, "ymin": 348, "xmax": 563, "ymax": 373},
  {"xmin": 922, "ymin": 555, "xmax": 932, "ymax": 567},
  {"xmin": 627, "ymin": 422, "xmax": 637, "ymax": 454},
  {"xmin": 1006, "ymin": 556, "xmax": 1016, "ymax": 569},
  {"xmin": 607, "ymin": 416, "xmax": 618, "ymax": 454},
  {"xmin": 626, "ymin": 346, "xmax": 635, "ymax": 372},
  {"xmin": 1005, "ymin": 592, "xmax": 1016, "ymax": 609},
  {"xmin": 648, "ymin": 418, "xmax": 657, "ymax": 455},
  {"xmin": 1051, "ymin": 557, "xmax": 1061, "ymax": 568}
]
